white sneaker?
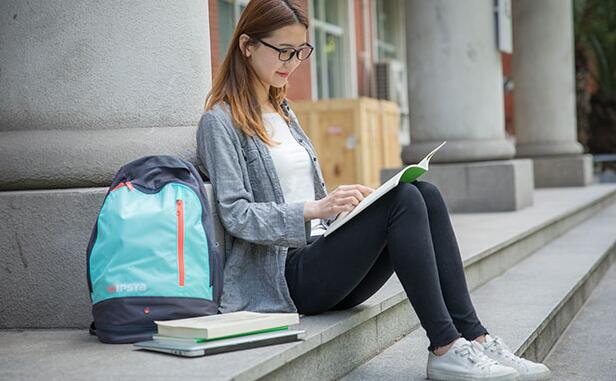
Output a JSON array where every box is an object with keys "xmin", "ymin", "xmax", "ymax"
[
  {"xmin": 474, "ymin": 335, "xmax": 551, "ymax": 381},
  {"xmin": 427, "ymin": 337, "xmax": 520, "ymax": 381}
]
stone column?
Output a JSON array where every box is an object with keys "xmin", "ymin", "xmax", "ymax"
[
  {"xmin": 389, "ymin": 0, "xmax": 534, "ymax": 212},
  {"xmin": 512, "ymin": 0, "xmax": 592, "ymax": 187},
  {"xmin": 0, "ymin": 0, "xmax": 212, "ymax": 190},
  {"xmin": 0, "ymin": 0, "xmax": 212, "ymax": 329}
]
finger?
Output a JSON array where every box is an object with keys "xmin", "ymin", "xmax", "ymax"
[
  {"xmin": 333, "ymin": 205, "xmax": 350, "ymax": 214},
  {"xmin": 357, "ymin": 184, "xmax": 375, "ymax": 196},
  {"xmin": 339, "ymin": 184, "xmax": 355, "ymax": 191},
  {"xmin": 338, "ymin": 196, "xmax": 360, "ymax": 206},
  {"xmin": 337, "ymin": 191, "xmax": 363, "ymax": 203}
]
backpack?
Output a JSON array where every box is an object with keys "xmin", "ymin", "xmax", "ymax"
[{"xmin": 86, "ymin": 155, "xmax": 223, "ymax": 343}]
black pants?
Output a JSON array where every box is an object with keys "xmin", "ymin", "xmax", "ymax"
[{"xmin": 284, "ymin": 181, "xmax": 488, "ymax": 352}]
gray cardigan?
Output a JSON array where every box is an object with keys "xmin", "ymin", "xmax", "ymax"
[{"xmin": 196, "ymin": 99, "xmax": 334, "ymax": 314}]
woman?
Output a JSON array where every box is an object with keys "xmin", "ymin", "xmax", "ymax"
[{"xmin": 196, "ymin": 1, "xmax": 550, "ymax": 380}]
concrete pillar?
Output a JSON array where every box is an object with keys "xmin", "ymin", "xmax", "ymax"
[
  {"xmin": 395, "ymin": 0, "xmax": 533, "ymax": 212},
  {"xmin": 0, "ymin": 0, "xmax": 211, "ymax": 328},
  {"xmin": 402, "ymin": 0, "xmax": 515, "ymax": 164},
  {"xmin": 0, "ymin": 0, "xmax": 212, "ymax": 190},
  {"xmin": 512, "ymin": 0, "xmax": 592, "ymax": 187}
]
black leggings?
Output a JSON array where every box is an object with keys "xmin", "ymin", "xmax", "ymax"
[{"xmin": 284, "ymin": 181, "xmax": 488, "ymax": 352}]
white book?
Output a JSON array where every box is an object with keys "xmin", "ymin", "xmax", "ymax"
[
  {"xmin": 323, "ymin": 141, "xmax": 446, "ymax": 238},
  {"xmin": 154, "ymin": 311, "xmax": 300, "ymax": 340}
]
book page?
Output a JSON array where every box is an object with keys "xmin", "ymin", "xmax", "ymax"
[{"xmin": 323, "ymin": 141, "xmax": 445, "ymax": 237}]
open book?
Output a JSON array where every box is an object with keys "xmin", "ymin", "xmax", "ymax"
[{"xmin": 323, "ymin": 141, "xmax": 446, "ymax": 237}]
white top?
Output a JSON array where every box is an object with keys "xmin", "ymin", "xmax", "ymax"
[{"xmin": 262, "ymin": 112, "xmax": 326, "ymax": 237}]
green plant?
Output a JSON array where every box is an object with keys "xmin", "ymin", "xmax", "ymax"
[{"xmin": 574, "ymin": 0, "xmax": 616, "ymax": 154}]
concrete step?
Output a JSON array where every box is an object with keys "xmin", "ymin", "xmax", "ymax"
[
  {"xmin": 543, "ymin": 259, "xmax": 616, "ymax": 380},
  {"xmin": 1, "ymin": 185, "xmax": 615, "ymax": 381},
  {"xmin": 339, "ymin": 199, "xmax": 616, "ymax": 381}
]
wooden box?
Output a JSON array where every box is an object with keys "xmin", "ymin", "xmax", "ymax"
[{"xmin": 290, "ymin": 97, "xmax": 402, "ymax": 191}]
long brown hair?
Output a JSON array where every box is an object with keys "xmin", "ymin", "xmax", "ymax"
[{"xmin": 204, "ymin": 0, "xmax": 309, "ymax": 147}]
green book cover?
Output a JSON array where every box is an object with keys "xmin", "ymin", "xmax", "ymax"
[
  {"xmin": 323, "ymin": 141, "xmax": 446, "ymax": 238},
  {"xmin": 154, "ymin": 326, "xmax": 290, "ymax": 343}
]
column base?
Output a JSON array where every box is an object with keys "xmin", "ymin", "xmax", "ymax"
[
  {"xmin": 531, "ymin": 154, "xmax": 593, "ymax": 188},
  {"xmin": 402, "ymin": 139, "xmax": 515, "ymax": 163},
  {"xmin": 516, "ymin": 141, "xmax": 583, "ymax": 157},
  {"xmin": 0, "ymin": 187, "xmax": 106, "ymax": 328},
  {"xmin": 381, "ymin": 159, "xmax": 534, "ymax": 213},
  {"xmin": 0, "ymin": 184, "xmax": 225, "ymax": 329},
  {"xmin": 0, "ymin": 127, "xmax": 198, "ymax": 191}
]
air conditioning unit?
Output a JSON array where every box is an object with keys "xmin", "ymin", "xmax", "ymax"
[
  {"xmin": 374, "ymin": 59, "xmax": 409, "ymax": 113},
  {"xmin": 374, "ymin": 59, "xmax": 410, "ymax": 146}
]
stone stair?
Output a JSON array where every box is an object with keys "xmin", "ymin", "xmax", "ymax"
[
  {"xmin": 544, "ymin": 253, "xmax": 616, "ymax": 381},
  {"xmin": 1, "ymin": 184, "xmax": 615, "ymax": 381},
  {"xmin": 340, "ymin": 195, "xmax": 616, "ymax": 380}
]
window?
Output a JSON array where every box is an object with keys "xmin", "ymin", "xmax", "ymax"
[
  {"xmin": 374, "ymin": 0, "xmax": 405, "ymax": 62},
  {"xmin": 217, "ymin": 0, "xmax": 250, "ymax": 62},
  {"xmin": 310, "ymin": 0, "xmax": 353, "ymax": 99},
  {"xmin": 374, "ymin": 0, "xmax": 409, "ymax": 146}
]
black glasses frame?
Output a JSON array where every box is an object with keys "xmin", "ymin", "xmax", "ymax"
[{"xmin": 254, "ymin": 38, "xmax": 314, "ymax": 62}]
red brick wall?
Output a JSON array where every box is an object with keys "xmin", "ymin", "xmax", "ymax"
[
  {"xmin": 209, "ymin": 0, "xmax": 221, "ymax": 82},
  {"xmin": 354, "ymin": 0, "xmax": 366, "ymax": 96},
  {"xmin": 285, "ymin": 0, "xmax": 312, "ymax": 101}
]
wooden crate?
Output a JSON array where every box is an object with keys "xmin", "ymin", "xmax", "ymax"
[{"xmin": 290, "ymin": 97, "xmax": 402, "ymax": 191}]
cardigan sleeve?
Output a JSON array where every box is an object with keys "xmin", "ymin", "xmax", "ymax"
[{"xmin": 196, "ymin": 110, "xmax": 309, "ymax": 248}]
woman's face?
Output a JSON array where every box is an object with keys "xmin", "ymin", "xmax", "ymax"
[{"xmin": 241, "ymin": 23, "xmax": 309, "ymax": 89}]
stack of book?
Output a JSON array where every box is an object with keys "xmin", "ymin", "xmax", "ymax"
[{"xmin": 134, "ymin": 311, "xmax": 305, "ymax": 357}]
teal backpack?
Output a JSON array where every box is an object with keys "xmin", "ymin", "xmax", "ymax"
[{"xmin": 86, "ymin": 155, "xmax": 223, "ymax": 343}]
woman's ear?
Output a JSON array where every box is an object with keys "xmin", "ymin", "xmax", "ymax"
[{"xmin": 239, "ymin": 34, "xmax": 252, "ymax": 58}]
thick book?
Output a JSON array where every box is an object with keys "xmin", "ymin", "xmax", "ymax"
[
  {"xmin": 154, "ymin": 311, "xmax": 300, "ymax": 340},
  {"xmin": 323, "ymin": 141, "xmax": 446, "ymax": 238}
]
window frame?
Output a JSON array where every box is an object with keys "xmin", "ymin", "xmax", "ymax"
[{"xmin": 309, "ymin": 0, "xmax": 356, "ymax": 100}]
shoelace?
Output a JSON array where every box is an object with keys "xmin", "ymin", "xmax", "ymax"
[
  {"xmin": 454, "ymin": 341, "xmax": 499, "ymax": 369},
  {"xmin": 483, "ymin": 336, "xmax": 525, "ymax": 365}
]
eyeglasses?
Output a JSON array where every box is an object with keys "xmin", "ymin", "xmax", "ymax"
[{"xmin": 254, "ymin": 38, "xmax": 314, "ymax": 62}]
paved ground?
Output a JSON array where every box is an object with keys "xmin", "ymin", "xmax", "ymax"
[{"xmin": 544, "ymin": 261, "xmax": 616, "ymax": 380}]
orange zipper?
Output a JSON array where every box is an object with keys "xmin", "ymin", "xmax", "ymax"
[
  {"xmin": 111, "ymin": 181, "xmax": 134, "ymax": 192},
  {"xmin": 176, "ymin": 199, "xmax": 185, "ymax": 287}
]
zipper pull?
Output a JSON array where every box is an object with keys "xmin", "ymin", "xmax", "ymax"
[{"xmin": 126, "ymin": 181, "xmax": 134, "ymax": 191}]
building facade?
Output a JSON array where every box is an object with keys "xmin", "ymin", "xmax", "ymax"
[{"xmin": 0, "ymin": 0, "xmax": 593, "ymax": 328}]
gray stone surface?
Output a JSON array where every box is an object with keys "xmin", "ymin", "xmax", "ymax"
[
  {"xmin": 382, "ymin": 159, "xmax": 534, "ymax": 212},
  {"xmin": 0, "ymin": 127, "xmax": 200, "ymax": 190},
  {"xmin": 0, "ymin": 188, "xmax": 106, "ymax": 328},
  {"xmin": 2, "ymin": 184, "xmax": 614, "ymax": 329},
  {"xmin": 512, "ymin": 0, "xmax": 583, "ymax": 158},
  {"xmin": 340, "ymin": 201, "xmax": 616, "ymax": 381},
  {"xmin": 1, "ymin": 186, "xmax": 615, "ymax": 380},
  {"xmin": 0, "ymin": 184, "xmax": 225, "ymax": 329},
  {"xmin": 544, "ymin": 262, "xmax": 616, "ymax": 380},
  {"xmin": 0, "ymin": 0, "xmax": 211, "ymax": 189},
  {"xmin": 532, "ymin": 154, "xmax": 593, "ymax": 188},
  {"xmin": 403, "ymin": 1, "xmax": 514, "ymax": 163}
]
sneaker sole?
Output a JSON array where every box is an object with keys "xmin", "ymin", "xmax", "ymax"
[
  {"xmin": 518, "ymin": 370, "xmax": 551, "ymax": 381},
  {"xmin": 427, "ymin": 368, "xmax": 519, "ymax": 381}
]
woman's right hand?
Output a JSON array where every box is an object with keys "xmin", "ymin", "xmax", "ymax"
[{"xmin": 305, "ymin": 184, "xmax": 375, "ymax": 220}]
